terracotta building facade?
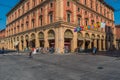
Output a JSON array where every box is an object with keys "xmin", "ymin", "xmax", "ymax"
[
  {"xmin": 0, "ymin": 29, "xmax": 5, "ymax": 49},
  {"xmin": 0, "ymin": 0, "xmax": 116, "ymax": 53},
  {"xmin": 115, "ymin": 25, "xmax": 120, "ymax": 50}
]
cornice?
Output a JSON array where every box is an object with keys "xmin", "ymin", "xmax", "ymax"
[
  {"xmin": 6, "ymin": 0, "xmax": 50, "ymax": 26},
  {"xmin": 7, "ymin": 0, "xmax": 28, "ymax": 16},
  {"xmin": 7, "ymin": 0, "xmax": 114, "ymax": 27},
  {"xmin": 73, "ymin": 0, "xmax": 114, "ymax": 22}
]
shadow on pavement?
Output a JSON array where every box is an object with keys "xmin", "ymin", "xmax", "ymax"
[{"xmin": 96, "ymin": 50, "xmax": 120, "ymax": 57}]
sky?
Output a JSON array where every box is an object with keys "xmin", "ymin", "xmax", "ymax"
[{"xmin": 0, "ymin": 0, "xmax": 120, "ymax": 30}]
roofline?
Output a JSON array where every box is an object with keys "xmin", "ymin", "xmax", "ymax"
[
  {"xmin": 0, "ymin": 29, "xmax": 5, "ymax": 32},
  {"xmin": 6, "ymin": 0, "xmax": 114, "ymax": 17},
  {"xmin": 99, "ymin": 0, "xmax": 114, "ymax": 11},
  {"xmin": 6, "ymin": 0, "xmax": 26, "ymax": 16},
  {"xmin": 115, "ymin": 25, "xmax": 120, "ymax": 27}
]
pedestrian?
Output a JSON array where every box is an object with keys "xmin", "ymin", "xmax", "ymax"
[
  {"xmin": 2, "ymin": 47, "xmax": 4, "ymax": 54},
  {"xmin": 92, "ymin": 47, "xmax": 97, "ymax": 55},
  {"xmin": 16, "ymin": 45, "xmax": 19, "ymax": 54},
  {"xmin": 29, "ymin": 48, "xmax": 34, "ymax": 58}
]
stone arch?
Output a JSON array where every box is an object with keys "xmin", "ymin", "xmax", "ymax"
[
  {"xmin": 85, "ymin": 33, "xmax": 90, "ymax": 38},
  {"xmin": 97, "ymin": 35, "xmax": 100, "ymax": 39},
  {"xmin": 91, "ymin": 34, "xmax": 96, "ymax": 49},
  {"xmin": 25, "ymin": 35, "xmax": 29, "ymax": 48},
  {"xmin": 38, "ymin": 32, "xmax": 44, "ymax": 47},
  {"xmin": 64, "ymin": 29, "xmax": 73, "ymax": 53},
  {"xmin": 38, "ymin": 32, "xmax": 44, "ymax": 39},
  {"xmin": 91, "ymin": 34, "xmax": 95, "ymax": 39},
  {"xmin": 96, "ymin": 35, "xmax": 100, "ymax": 51},
  {"xmin": 77, "ymin": 32, "xmax": 83, "ymax": 48},
  {"xmin": 31, "ymin": 33, "xmax": 36, "ymax": 40},
  {"xmin": 78, "ymin": 32, "xmax": 83, "ymax": 38},
  {"xmin": 25, "ymin": 35, "xmax": 29, "ymax": 40},
  {"xmin": 48, "ymin": 30, "xmax": 55, "ymax": 39},
  {"xmin": 17, "ymin": 36, "xmax": 19, "ymax": 41},
  {"xmin": 85, "ymin": 33, "xmax": 90, "ymax": 50},
  {"xmin": 48, "ymin": 30, "xmax": 55, "ymax": 48},
  {"xmin": 20, "ymin": 36, "xmax": 24, "ymax": 50},
  {"xmin": 64, "ymin": 29, "xmax": 73, "ymax": 39},
  {"xmin": 21, "ymin": 36, "xmax": 24, "ymax": 41},
  {"xmin": 30, "ymin": 33, "xmax": 36, "ymax": 48},
  {"xmin": 102, "ymin": 35, "xmax": 104, "ymax": 39}
]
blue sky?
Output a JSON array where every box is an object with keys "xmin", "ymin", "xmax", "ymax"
[{"xmin": 0, "ymin": 0, "xmax": 120, "ymax": 30}]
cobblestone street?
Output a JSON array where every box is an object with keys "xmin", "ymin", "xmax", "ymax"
[{"xmin": 0, "ymin": 52, "xmax": 120, "ymax": 80}]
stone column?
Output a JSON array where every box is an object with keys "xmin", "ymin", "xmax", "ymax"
[
  {"xmin": 99, "ymin": 39, "xmax": 102, "ymax": 51},
  {"xmin": 19, "ymin": 39, "xmax": 22, "ymax": 51},
  {"xmin": 82, "ymin": 40, "xmax": 85, "ymax": 50},
  {"xmin": 88, "ymin": 40, "xmax": 92, "ymax": 49},
  {"xmin": 24, "ymin": 38, "xmax": 26, "ymax": 49},
  {"xmin": 71, "ymin": 32, "xmax": 77, "ymax": 53},
  {"xmin": 44, "ymin": 30, "xmax": 49, "ymax": 48},
  {"xmin": 58, "ymin": 27, "xmax": 64, "ymax": 54},
  {"xmin": 94, "ymin": 39, "xmax": 97, "ymax": 48},
  {"xmin": 55, "ymin": 28, "xmax": 59, "ymax": 53},
  {"xmin": 35, "ymin": 33, "xmax": 39, "ymax": 48}
]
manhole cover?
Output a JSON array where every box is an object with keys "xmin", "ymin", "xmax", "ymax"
[{"xmin": 97, "ymin": 66, "xmax": 104, "ymax": 69}]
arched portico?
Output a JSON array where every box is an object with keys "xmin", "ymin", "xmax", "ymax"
[
  {"xmin": 25, "ymin": 35, "xmax": 29, "ymax": 48},
  {"xmin": 91, "ymin": 34, "xmax": 95, "ymax": 49},
  {"xmin": 48, "ymin": 30, "xmax": 55, "ymax": 48},
  {"xmin": 77, "ymin": 32, "xmax": 83, "ymax": 48},
  {"xmin": 38, "ymin": 32, "xmax": 44, "ymax": 47},
  {"xmin": 64, "ymin": 29, "xmax": 73, "ymax": 53},
  {"xmin": 30, "ymin": 33, "xmax": 36, "ymax": 48},
  {"xmin": 96, "ymin": 35, "xmax": 100, "ymax": 51},
  {"xmin": 21, "ymin": 36, "xmax": 24, "ymax": 50},
  {"xmin": 85, "ymin": 33, "xmax": 90, "ymax": 50}
]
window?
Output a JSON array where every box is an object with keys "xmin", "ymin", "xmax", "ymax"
[
  {"xmin": 85, "ymin": 11, "xmax": 87, "ymax": 15},
  {"xmin": 49, "ymin": 13, "xmax": 53, "ymax": 23},
  {"xmin": 77, "ymin": 7, "xmax": 80, "ymax": 12},
  {"xmin": 32, "ymin": 19, "xmax": 35, "ymax": 28},
  {"xmin": 22, "ymin": 5, "xmax": 24, "ymax": 14},
  {"xmin": 32, "ymin": 0, "xmax": 36, "ymax": 7},
  {"xmin": 67, "ymin": 12, "xmax": 71, "ymax": 22},
  {"xmin": 17, "ymin": 26, "xmax": 20, "ymax": 32},
  {"xmin": 104, "ymin": 9, "xmax": 106, "ymax": 16},
  {"xmin": 14, "ymin": 28, "xmax": 16, "ymax": 34},
  {"xmin": 15, "ymin": 12, "xmax": 16, "ymax": 18},
  {"xmin": 96, "ymin": 4, "xmax": 98, "ymax": 11},
  {"xmin": 67, "ymin": 1, "xmax": 70, "ymax": 7},
  {"xmin": 27, "ymin": 2, "xmax": 30, "ymax": 10},
  {"xmin": 78, "ymin": 17, "xmax": 81, "ymax": 25},
  {"xmin": 91, "ymin": 20, "xmax": 94, "ymax": 25},
  {"xmin": 90, "ymin": 0, "xmax": 93, "ymax": 8},
  {"xmin": 84, "ymin": 0, "xmax": 87, "ymax": 5},
  {"xmin": 26, "ymin": 21, "xmax": 29, "ymax": 29},
  {"xmin": 18, "ymin": 9, "xmax": 20, "ymax": 16},
  {"xmin": 39, "ymin": 16, "xmax": 43, "ymax": 26},
  {"xmin": 85, "ymin": 18, "xmax": 88, "ymax": 26},
  {"xmin": 50, "ymin": 3, "xmax": 53, "ymax": 8},
  {"xmin": 96, "ymin": 16, "xmax": 98, "ymax": 19},
  {"xmin": 40, "ymin": 8, "xmax": 43, "ymax": 12},
  {"xmin": 21, "ymin": 24, "xmax": 24, "ymax": 31}
]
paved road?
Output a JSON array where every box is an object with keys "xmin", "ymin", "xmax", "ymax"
[{"xmin": 0, "ymin": 53, "xmax": 120, "ymax": 80}]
